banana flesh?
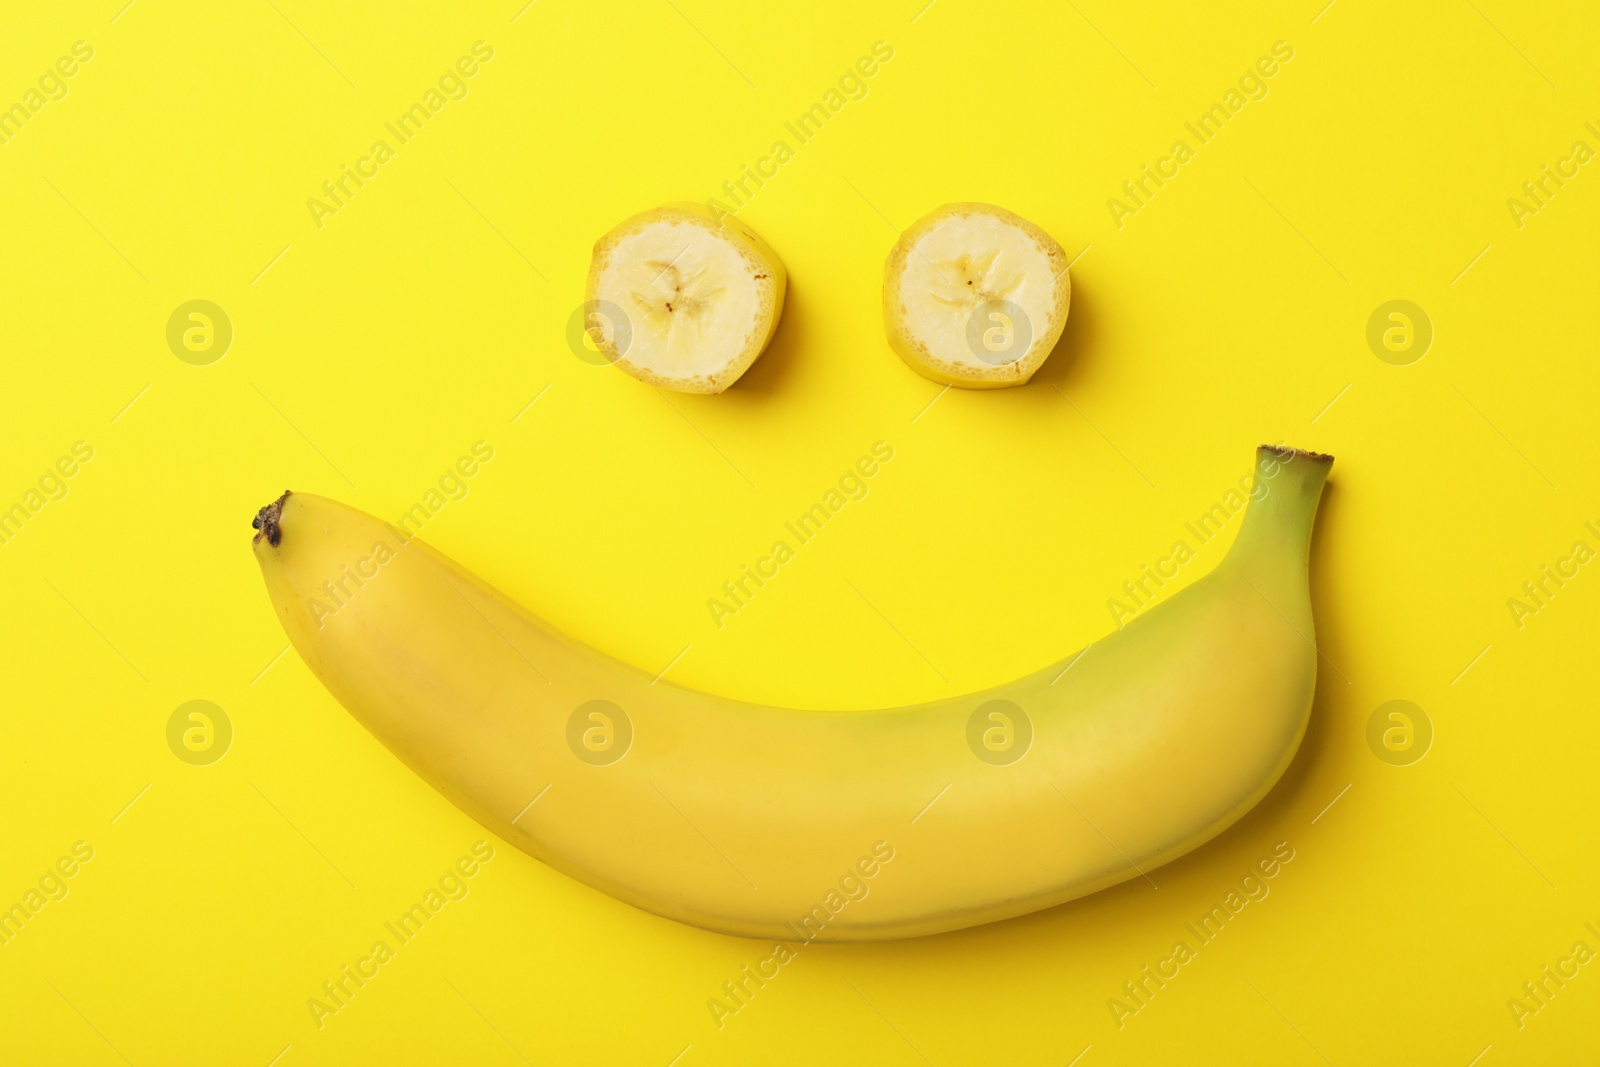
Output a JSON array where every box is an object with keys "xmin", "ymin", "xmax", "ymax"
[
  {"xmin": 252, "ymin": 445, "xmax": 1331, "ymax": 941},
  {"xmin": 585, "ymin": 203, "xmax": 786, "ymax": 394},
  {"xmin": 883, "ymin": 202, "xmax": 1071, "ymax": 388}
]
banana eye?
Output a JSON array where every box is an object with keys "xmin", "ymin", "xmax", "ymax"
[
  {"xmin": 585, "ymin": 203, "xmax": 786, "ymax": 394},
  {"xmin": 883, "ymin": 203, "xmax": 1071, "ymax": 388}
]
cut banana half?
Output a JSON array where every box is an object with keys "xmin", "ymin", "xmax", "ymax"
[
  {"xmin": 584, "ymin": 203, "xmax": 786, "ymax": 394},
  {"xmin": 883, "ymin": 202, "xmax": 1071, "ymax": 388}
]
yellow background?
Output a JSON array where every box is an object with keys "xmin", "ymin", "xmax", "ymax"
[{"xmin": 3, "ymin": 0, "xmax": 1597, "ymax": 1062}]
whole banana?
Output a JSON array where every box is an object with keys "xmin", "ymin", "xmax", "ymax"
[{"xmin": 252, "ymin": 445, "xmax": 1331, "ymax": 941}]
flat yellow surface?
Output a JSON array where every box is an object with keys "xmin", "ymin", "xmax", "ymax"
[{"xmin": 3, "ymin": 1, "xmax": 1597, "ymax": 1063}]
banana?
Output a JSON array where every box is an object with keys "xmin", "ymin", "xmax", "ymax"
[
  {"xmin": 883, "ymin": 202, "xmax": 1071, "ymax": 388},
  {"xmin": 584, "ymin": 203, "xmax": 786, "ymax": 394},
  {"xmin": 252, "ymin": 445, "xmax": 1330, "ymax": 941}
]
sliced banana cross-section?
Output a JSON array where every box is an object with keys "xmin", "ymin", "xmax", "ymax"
[
  {"xmin": 584, "ymin": 203, "xmax": 786, "ymax": 394},
  {"xmin": 882, "ymin": 202, "xmax": 1071, "ymax": 389}
]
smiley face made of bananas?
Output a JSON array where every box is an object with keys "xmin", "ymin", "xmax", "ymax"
[{"xmin": 253, "ymin": 195, "xmax": 1329, "ymax": 941}]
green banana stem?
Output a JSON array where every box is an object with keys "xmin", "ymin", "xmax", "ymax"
[{"xmin": 1224, "ymin": 445, "xmax": 1333, "ymax": 574}]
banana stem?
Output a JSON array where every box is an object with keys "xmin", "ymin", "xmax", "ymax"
[
  {"xmin": 1224, "ymin": 446, "xmax": 1333, "ymax": 571},
  {"xmin": 252, "ymin": 491, "xmax": 292, "ymax": 547}
]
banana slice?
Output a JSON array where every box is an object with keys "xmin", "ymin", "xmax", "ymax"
[
  {"xmin": 584, "ymin": 203, "xmax": 786, "ymax": 394},
  {"xmin": 882, "ymin": 202, "xmax": 1071, "ymax": 388}
]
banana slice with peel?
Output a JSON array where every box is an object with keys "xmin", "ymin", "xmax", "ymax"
[
  {"xmin": 252, "ymin": 445, "xmax": 1331, "ymax": 941},
  {"xmin": 883, "ymin": 202, "xmax": 1071, "ymax": 388},
  {"xmin": 584, "ymin": 203, "xmax": 786, "ymax": 394}
]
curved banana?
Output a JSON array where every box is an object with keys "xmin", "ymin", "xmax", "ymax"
[{"xmin": 252, "ymin": 445, "xmax": 1331, "ymax": 941}]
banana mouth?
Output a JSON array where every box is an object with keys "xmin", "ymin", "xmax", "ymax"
[{"xmin": 252, "ymin": 491, "xmax": 292, "ymax": 547}]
